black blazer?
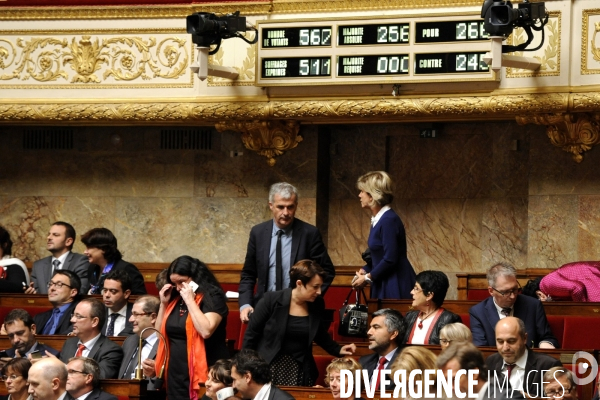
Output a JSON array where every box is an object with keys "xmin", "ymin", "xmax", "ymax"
[
  {"xmin": 101, "ymin": 302, "xmax": 134, "ymax": 337},
  {"xmin": 242, "ymin": 288, "xmax": 342, "ymax": 384},
  {"xmin": 33, "ymin": 300, "xmax": 79, "ymax": 335},
  {"xmin": 88, "ymin": 259, "xmax": 147, "ymax": 295},
  {"xmin": 79, "ymin": 388, "xmax": 118, "ymax": 400},
  {"xmin": 59, "ymin": 335, "xmax": 124, "ymax": 379},
  {"xmin": 470, "ymin": 295, "xmax": 559, "ymax": 347},
  {"xmin": 31, "ymin": 252, "xmax": 90, "ymax": 294},
  {"xmin": 268, "ymin": 386, "xmax": 294, "ymax": 400},
  {"xmin": 238, "ymin": 218, "xmax": 335, "ymax": 308},
  {"xmin": 403, "ymin": 309, "xmax": 462, "ymax": 345},
  {"xmin": 486, "ymin": 348, "xmax": 562, "ymax": 398},
  {"xmin": 5, "ymin": 341, "xmax": 59, "ymax": 358}
]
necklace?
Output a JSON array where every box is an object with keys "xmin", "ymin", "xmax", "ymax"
[
  {"xmin": 417, "ymin": 309, "xmax": 437, "ymax": 329},
  {"xmin": 179, "ymin": 298, "xmax": 187, "ymax": 317}
]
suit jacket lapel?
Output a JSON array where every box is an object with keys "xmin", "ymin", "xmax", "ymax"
[
  {"xmin": 485, "ymin": 298, "xmax": 501, "ymax": 337},
  {"xmin": 262, "ymin": 221, "xmax": 274, "ymax": 282},
  {"xmin": 87, "ymin": 336, "xmax": 103, "ymax": 359},
  {"xmin": 63, "ymin": 252, "xmax": 74, "ymax": 270},
  {"xmin": 272, "ymin": 291, "xmax": 291, "ymax": 345},
  {"xmin": 290, "ymin": 219, "xmax": 302, "ymax": 264}
]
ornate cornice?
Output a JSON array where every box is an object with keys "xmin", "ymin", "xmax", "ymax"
[{"xmin": 0, "ymin": 92, "xmax": 594, "ymax": 125}]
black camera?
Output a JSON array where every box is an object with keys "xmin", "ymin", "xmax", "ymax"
[
  {"xmin": 481, "ymin": 0, "xmax": 546, "ymax": 37},
  {"xmin": 186, "ymin": 11, "xmax": 247, "ymax": 48}
]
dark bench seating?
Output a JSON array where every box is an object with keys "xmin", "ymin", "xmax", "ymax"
[{"xmin": 0, "ymin": 379, "xmax": 151, "ymax": 400}]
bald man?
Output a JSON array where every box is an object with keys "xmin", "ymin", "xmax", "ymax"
[
  {"xmin": 486, "ymin": 317, "xmax": 561, "ymax": 398},
  {"xmin": 28, "ymin": 358, "xmax": 69, "ymax": 400}
]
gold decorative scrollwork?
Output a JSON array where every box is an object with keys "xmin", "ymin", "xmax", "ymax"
[
  {"xmin": 592, "ymin": 22, "xmax": 600, "ymax": 63},
  {"xmin": 208, "ymin": 42, "xmax": 256, "ymax": 86},
  {"xmin": 215, "ymin": 120, "xmax": 302, "ymax": 166},
  {"xmin": 516, "ymin": 113, "xmax": 600, "ymax": 163},
  {"xmin": 0, "ymin": 34, "xmax": 189, "ymax": 84}
]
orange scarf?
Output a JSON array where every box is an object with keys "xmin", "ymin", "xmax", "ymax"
[{"xmin": 155, "ymin": 293, "xmax": 207, "ymax": 400}]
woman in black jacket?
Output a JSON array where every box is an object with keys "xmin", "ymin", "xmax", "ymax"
[
  {"xmin": 403, "ymin": 270, "xmax": 461, "ymax": 345},
  {"xmin": 242, "ymin": 260, "xmax": 356, "ymax": 386}
]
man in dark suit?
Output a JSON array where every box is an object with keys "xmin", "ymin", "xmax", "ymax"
[
  {"xmin": 239, "ymin": 182, "xmax": 335, "ymax": 323},
  {"xmin": 1, "ymin": 309, "xmax": 58, "ymax": 365},
  {"xmin": 486, "ymin": 317, "xmax": 562, "ymax": 398},
  {"xmin": 470, "ymin": 262, "xmax": 558, "ymax": 348},
  {"xmin": 59, "ymin": 298, "xmax": 123, "ymax": 379},
  {"xmin": 118, "ymin": 295, "xmax": 160, "ymax": 389},
  {"xmin": 66, "ymin": 357, "xmax": 117, "ymax": 400},
  {"xmin": 358, "ymin": 309, "xmax": 405, "ymax": 393},
  {"xmin": 28, "ymin": 358, "xmax": 70, "ymax": 400},
  {"xmin": 437, "ymin": 342, "xmax": 526, "ymax": 400},
  {"xmin": 81, "ymin": 227, "xmax": 146, "ymax": 295},
  {"xmin": 101, "ymin": 269, "xmax": 133, "ymax": 337},
  {"xmin": 34, "ymin": 270, "xmax": 81, "ymax": 335},
  {"xmin": 231, "ymin": 349, "xmax": 294, "ymax": 400},
  {"xmin": 27, "ymin": 221, "xmax": 90, "ymax": 295}
]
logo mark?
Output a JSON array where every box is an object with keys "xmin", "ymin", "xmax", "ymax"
[{"xmin": 571, "ymin": 351, "xmax": 598, "ymax": 386}]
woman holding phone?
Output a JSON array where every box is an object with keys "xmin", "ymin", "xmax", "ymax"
[{"xmin": 155, "ymin": 256, "xmax": 229, "ymax": 400}]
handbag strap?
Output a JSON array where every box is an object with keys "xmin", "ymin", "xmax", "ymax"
[
  {"xmin": 354, "ymin": 288, "xmax": 368, "ymax": 305},
  {"xmin": 342, "ymin": 287, "xmax": 355, "ymax": 306}
]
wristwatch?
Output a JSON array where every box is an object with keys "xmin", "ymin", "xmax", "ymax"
[{"xmin": 364, "ymin": 274, "xmax": 372, "ymax": 284}]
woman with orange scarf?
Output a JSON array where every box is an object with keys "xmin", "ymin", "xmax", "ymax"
[{"xmin": 155, "ymin": 256, "xmax": 229, "ymax": 400}]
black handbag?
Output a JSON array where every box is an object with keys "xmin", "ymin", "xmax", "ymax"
[{"xmin": 338, "ymin": 288, "xmax": 369, "ymax": 338}]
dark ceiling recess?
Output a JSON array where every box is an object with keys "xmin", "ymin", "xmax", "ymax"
[{"xmin": 160, "ymin": 128, "xmax": 213, "ymax": 150}]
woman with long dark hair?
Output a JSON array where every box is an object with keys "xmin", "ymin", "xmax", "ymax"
[{"xmin": 155, "ymin": 255, "xmax": 229, "ymax": 400}]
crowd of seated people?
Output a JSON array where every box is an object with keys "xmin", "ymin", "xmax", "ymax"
[{"xmin": 0, "ymin": 178, "xmax": 598, "ymax": 400}]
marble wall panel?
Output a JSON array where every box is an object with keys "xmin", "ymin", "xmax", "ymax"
[
  {"xmin": 194, "ymin": 126, "xmax": 319, "ymax": 199},
  {"xmin": 480, "ymin": 197, "xmax": 529, "ymax": 269},
  {"xmin": 389, "ymin": 126, "xmax": 493, "ymax": 199},
  {"xmin": 329, "ymin": 125, "xmax": 387, "ymax": 200},
  {"xmin": 0, "ymin": 196, "xmax": 115, "ymax": 262},
  {"xmin": 529, "ymin": 127, "xmax": 600, "ymax": 195},
  {"xmin": 396, "ymin": 198, "xmax": 483, "ymax": 274},
  {"xmin": 578, "ymin": 195, "xmax": 600, "ymax": 260},
  {"xmin": 527, "ymin": 195, "xmax": 579, "ymax": 269},
  {"xmin": 327, "ymin": 199, "xmax": 371, "ymax": 266},
  {"xmin": 490, "ymin": 123, "xmax": 533, "ymax": 198}
]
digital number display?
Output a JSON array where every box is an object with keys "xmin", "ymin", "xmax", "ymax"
[
  {"xmin": 261, "ymin": 57, "xmax": 332, "ymax": 78},
  {"xmin": 415, "ymin": 21, "xmax": 488, "ymax": 43},
  {"xmin": 338, "ymin": 24, "xmax": 410, "ymax": 46},
  {"xmin": 262, "ymin": 27, "xmax": 332, "ymax": 48},
  {"xmin": 414, "ymin": 52, "xmax": 489, "ymax": 74},
  {"xmin": 337, "ymin": 55, "xmax": 410, "ymax": 76}
]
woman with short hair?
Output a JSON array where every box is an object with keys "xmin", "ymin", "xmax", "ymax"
[
  {"xmin": 325, "ymin": 358, "xmax": 363, "ymax": 400},
  {"xmin": 0, "ymin": 358, "xmax": 32, "ymax": 400},
  {"xmin": 439, "ymin": 322, "xmax": 472, "ymax": 350}
]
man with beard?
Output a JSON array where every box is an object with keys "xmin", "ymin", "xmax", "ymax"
[
  {"xmin": 358, "ymin": 309, "xmax": 406, "ymax": 392},
  {"xmin": 1, "ymin": 309, "xmax": 58, "ymax": 367}
]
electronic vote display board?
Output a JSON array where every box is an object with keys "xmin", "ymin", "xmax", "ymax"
[{"xmin": 256, "ymin": 14, "xmax": 497, "ymax": 86}]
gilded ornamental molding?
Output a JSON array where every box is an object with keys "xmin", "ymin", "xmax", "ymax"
[
  {"xmin": 215, "ymin": 120, "xmax": 302, "ymax": 166},
  {"xmin": 516, "ymin": 113, "xmax": 600, "ymax": 163}
]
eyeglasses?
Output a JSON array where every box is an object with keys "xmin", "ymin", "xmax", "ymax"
[
  {"xmin": 412, "ymin": 286, "xmax": 422, "ymax": 293},
  {"xmin": 545, "ymin": 387, "xmax": 572, "ymax": 397},
  {"xmin": 67, "ymin": 369, "xmax": 89, "ymax": 376},
  {"xmin": 1, "ymin": 375, "xmax": 22, "ymax": 381},
  {"xmin": 71, "ymin": 314, "xmax": 90, "ymax": 320},
  {"xmin": 439, "ymin": 339, "xmax": 452, "ymax": 345},
  {"xmin": 131, "ymin": 312, "xmax": 151, "ymax": 318},
  {"xmin": 47, "ymin": 281, "xmax": 71, "ymax": 289},
  {"xmin": 491, "ymin": 282, "xmax": 522, "ymax": 297}
]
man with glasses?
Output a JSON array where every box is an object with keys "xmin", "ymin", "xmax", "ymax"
[
  {"xmin": 66, "ymin": 357, "xmax": 117, "ymax": 400},
  {"xmin": 470, "ymin": 262, "xmax": 558, "ymax": 348},
  {"xmin": 100, "ymin": 269, "xmax": 133, "ymax": 337},
  {"xmin": 1, "ymin": 309, "xmax": 58, "ymax": 367},
  {"xmin": 118, "ymin": 296, "xmax": 160, "ymax": 389},
  {"xmin": 486, "ymin": 317, "xmax": 561, "ymax": 397},
  {"xmin": 543, "ymin": 367, "xmax": 578, "ymax": 399},
  {"xmin": 33, "ymin": 270, "xmax": 81, "ymax": 335},
  {"xmin": 58, "ymin": 298, "xmax": 123, "ymax": 379},
  {"xmin": 27, "ymin": 222, "xmax": 90, "ymax": 295}
]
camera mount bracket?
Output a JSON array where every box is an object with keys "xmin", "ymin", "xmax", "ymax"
[
  {"xmin": 190, "ymin": 46, "xmax": 239, "ymax": 81},
  {"xmin": 482, "ymin": 36, "xmax": 541, "ymax": 72}
]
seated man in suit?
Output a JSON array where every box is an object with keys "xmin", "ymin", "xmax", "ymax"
[
  {"xmin": 543, "ymin": 367, "xmax": 578, "ymax": 400},
  {"xmin": 437, "ymin": 342, "xmax": 525, "ymax": 400},
  {"xmin": 231, "ymin": 349, "xmax": 294, "ymax": 400},
  {"xmin": 27, "ymin": 221, "xmax": 90, "ymax": 295},
  {"xmin": 1, "ymin": 309, "xmax": 58, "ymax": 366},
  {"xmin": 66, "ymin": 357, "xmax": 118, "ymax": 400},
  {"xmin": 358, "ymin": 308, "xmax": 406, "ymax": 392},
  {"xmin": 34, "ymin": 270, "xmax": 81, "ymax": 335},
  {"xmin": 470, "ymin": 262, "xmax": 558, "ymax": 348},
  {"xmin": 486, "ymin": 317, "xmax": 561, "ymax": 398},
  {"xmin": 59, "ymin": 297, "xmax": 123, "ymax": 379},
  {"xmin": 28, "ymin": 358, "xmax": 69, "ymax": 400},
  {"xmin": 238, "ymin": 182, "xmax": 335, "ymax": 323},
  {"xmin": 118, "ymin": 295, "xmax": 160, "ymax": 389},
  {"xmin": 101, "ymin": 269, "xmax": 133, "ymax": 337}
]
